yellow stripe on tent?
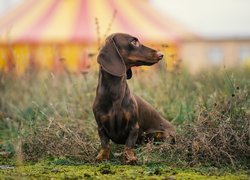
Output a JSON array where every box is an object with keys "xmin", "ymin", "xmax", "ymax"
[
  {"xmin": 89, "ymin": 0, "xmax": 116, "ymax": 41},
  {"xmin": 35, "ymin": 45, "xmax": 56, "ymax": 70},
  {"xmin": 12, "ymin": 45, "xmax": 29, "ymax": 75},
  {"xmin": 41, "ymin": 0, "xmax": 78, "ymax": 42},
  {"xmin": 61, "ymin": 44, "xmax": 82, "ymax": 72},
  {"xmin": 0, "ymin": 46, "xmax": 7, "ymax": 71}
]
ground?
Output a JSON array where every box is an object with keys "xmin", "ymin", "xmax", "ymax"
[{"xmin": 0, "ymin": 161, "xmax": 248, "ymax": 179}]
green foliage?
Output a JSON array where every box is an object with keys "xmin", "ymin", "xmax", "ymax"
[
  {"xmin": 0, "ymin": 67, "xmax": 249, "ymax": 170},
  {"xmin": 0, "ymin": 161, "xmax": 248, "ymax": 179}
]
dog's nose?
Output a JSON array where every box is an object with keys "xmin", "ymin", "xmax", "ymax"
[{"xmin": 156, "ymin": 52, "xmax": 164, "ymax": 60}]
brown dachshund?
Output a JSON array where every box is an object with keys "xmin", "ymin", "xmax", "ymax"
[{"xmin": 93, "ymin": 33, "xmax": 175, "ymax": 164}]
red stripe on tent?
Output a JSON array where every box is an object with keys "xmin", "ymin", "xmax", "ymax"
[
  {"xmin": 17, "ymin": 0, "xmax": 60, "ymax": 42},
  {"xmin": 107, "ymin": 0, "xmax": 141, "ymax": 36},
  {"xmin": 0, "ymin": 0, "xmax": 37, "ymax": 31},
  {"xmin": 133, "ymin": 0, "xmax": 180, "ymax": 42},
  {"xmin": 71, "ymin": 0, "xmax": 91, "ymax": 42}
]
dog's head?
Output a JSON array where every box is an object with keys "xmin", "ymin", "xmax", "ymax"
[{"xmin": 97, "ymin": 33, "xmax": 164, "ymax": 79}]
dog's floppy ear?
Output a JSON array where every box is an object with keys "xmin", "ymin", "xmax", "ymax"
[{"xmin": 97, "ymin": 36, "xmax": 126, "ymax": 77}]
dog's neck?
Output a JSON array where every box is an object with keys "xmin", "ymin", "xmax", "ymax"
[{"xmin": 98, "ymin": 67, "xmax": 129, "ymax": 101}]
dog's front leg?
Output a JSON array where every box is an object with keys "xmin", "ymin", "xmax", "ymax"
[
  {"xmin": 96, "ymin": 126, "xmax": 110, "ymax": 162},
  {"xmin": 124, "ymin": 122, "xmax": 139, "ymax": 164}
]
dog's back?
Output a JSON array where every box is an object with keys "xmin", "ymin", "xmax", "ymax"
[{"xmin": 134, "ymin": 94, "xmax": 176, "ymax": 142}]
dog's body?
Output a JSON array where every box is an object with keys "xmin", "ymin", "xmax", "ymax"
[{"xmin": 93, "ymin": 33, "xmax": 175, "ymax": 164}]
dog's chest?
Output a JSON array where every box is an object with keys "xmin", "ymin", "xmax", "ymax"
[
  {"xmin": 100, "ymin": 102, "xmax": 136, "ymax": 126},
  {"xmin": 100, "ymin": 108, "xmax": 132, "ymax": 124},
  {"xmin": 98, "ymin": 100, "xmax": 137, "ymax": 143}
]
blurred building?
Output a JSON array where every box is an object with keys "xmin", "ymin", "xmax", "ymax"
[{"xmin": 181, "ymin": 37, "xmax": 250, "ymax": 72}]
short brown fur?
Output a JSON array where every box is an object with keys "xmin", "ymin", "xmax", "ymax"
[{"xmin": 93, "ymin": 33, "xmax": 175, "ymax": 164}]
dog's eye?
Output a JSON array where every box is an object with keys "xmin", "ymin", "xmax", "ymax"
[{"xmin": 131, "ymin": 40, "xmax": 140, "ymax": 47}]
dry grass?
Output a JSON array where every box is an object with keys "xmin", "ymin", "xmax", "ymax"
[
  {"xmin": 138, "ymin": 87, "xmax": 249, "ymax": 168},
  {"xmin": 0, "ymin": 67, "xmax": 249, "ymax": 169}
]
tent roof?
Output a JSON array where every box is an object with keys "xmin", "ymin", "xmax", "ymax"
[{"xmin": 0, "ymin": 0, "xmax": 196, "ymax": 44}]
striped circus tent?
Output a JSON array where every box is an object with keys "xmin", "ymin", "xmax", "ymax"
[{"xmin": 0, "ymin": 0, "xmax": 195, "ymax": 74}]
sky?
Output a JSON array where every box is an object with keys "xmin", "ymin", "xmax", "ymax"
[
  {"xmin": 0, "ymin": 0, "xmax": 20, "ymax": 16},
  {"xmin": 150, "ymin": 0, "xmax": 250, "ymax": 38},
  {"xmin": 0, "ymin": 0, "xmax": 250, "ymax": 38}
]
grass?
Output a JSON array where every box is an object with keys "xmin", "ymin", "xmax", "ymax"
[
  {"xmin": 0, "ymin": 160, "xmax": 248, "ymax": 179},
  {"xmin": 0, "ymin": 66, "xmax": 249, "ymax": 178}
]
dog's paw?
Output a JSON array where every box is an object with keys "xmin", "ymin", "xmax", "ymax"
[
  {"xmin": 124, "ymin": 157, "xmax": 137, "ymax": 165},
  {"xmin": 95, "ymin": 146, "xmax": 110, "ymax": 162},
  {"xmin": 123, "ymin": 147, "xmax": 138, "ymax": 165},
  {"xmin": 95, "ymin": 153, "xmax": 106, "ymax": 162}
]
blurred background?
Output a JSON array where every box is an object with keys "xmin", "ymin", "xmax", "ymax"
[
  {"xmin": 0, "ymin": 1, "xmax": 249, "ymax": 169},
  {"xmin": 0, "ymin": 0, "xmax": 250, "ymax": 75}
]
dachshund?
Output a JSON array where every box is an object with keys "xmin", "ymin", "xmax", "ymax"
[{"xmin": 93, "ymin": 33, "xmax": 175, "ymax": 164}]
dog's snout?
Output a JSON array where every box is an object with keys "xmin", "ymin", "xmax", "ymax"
[{"xmin": 156, "ymin": 52, "xmax": 164, "ymax": 60}]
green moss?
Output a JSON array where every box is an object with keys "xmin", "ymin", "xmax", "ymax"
[{"xmin": 0, "ymin": 162, "xmax": 248, "ymax": 179}]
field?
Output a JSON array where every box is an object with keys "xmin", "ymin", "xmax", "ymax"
[{"xmin": 0, "ymin": 66, "xmax": 249, "ymax": 179}]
